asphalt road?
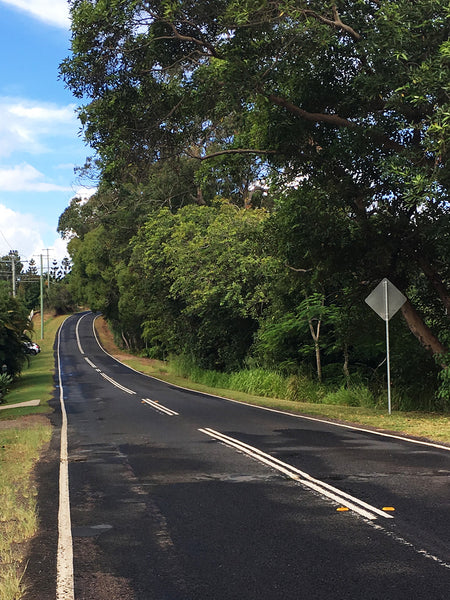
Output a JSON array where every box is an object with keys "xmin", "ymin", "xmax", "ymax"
[{"xmin": 25, "ymin": 312, "xmax": 450, "ymax": 599}]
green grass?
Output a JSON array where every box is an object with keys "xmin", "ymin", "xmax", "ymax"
[
  {"xmin": 0, "ymin": 424, "xmax": 52, "ymax": 599},
  {"xmin": 0, "ymin": 314, "xmax": 67, "ymax": 417},
  {"xmin": 0, "ymin": 313, "xmax": 65, "ymax": 600}
]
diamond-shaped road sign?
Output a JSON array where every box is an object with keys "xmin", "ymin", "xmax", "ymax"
[{"xmin": 365, "ymin": 278, "xmax": 406, "ymax": 321}]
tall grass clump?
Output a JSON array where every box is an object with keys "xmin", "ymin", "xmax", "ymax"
[
  {"xmin": 286, "ymin": 374, "xmax": 324, "ymax": 403},
  {"xmin": 0, "ymin": 424, "xmax": 51, "ymax": 600},
  {"xmin": 228, "ymin": 368, "xmax": 288, "ymax": 398},
  {"xmin": 169, "ymin": 354, "xmax": 329, "ymax": 401},
  {"xmin": 324, "ymin": 384, "xmax": 376, "ymax": 408}
]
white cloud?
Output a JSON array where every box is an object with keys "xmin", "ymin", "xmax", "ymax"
[
  {"xmin": 0, "ymin": 203, "xmax": 70, "ymax": 264},
  {"xmin": 0, "ymin": 0, "xmax": 70, "ymax": 29},
  {"xmin": 73, "ymin": 186, "xmax": 97, "ymax": 202},
  {"xmin": 0, "ymin": 163, "xmax": 72, "ymax": 192},
  {"xmin": 0, "ymin": 97, "xmax": 77, "ymax": 157},
  {"xmin": 0, "ymin": 203, "xmax": 43, "ymax": 260},
  {"xmin": 49, "ymin": 235, "xmax": 70, "ymax": 263}
]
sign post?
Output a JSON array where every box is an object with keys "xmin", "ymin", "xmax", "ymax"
[{"xmin": 365, "ymin": 278, "xmax": 406, "ymax": 414}]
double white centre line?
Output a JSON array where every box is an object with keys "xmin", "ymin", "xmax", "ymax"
[
  {"xmin": 199, "ymin": 427, "xmax": 393, "ymax": 521},
  {"xmin": 142, "ymin": 398, "xmax": 179, "ymax": 416},
  {"xmin": 100, "ymin": 372, "xmax": 136, "ymax": 395}
]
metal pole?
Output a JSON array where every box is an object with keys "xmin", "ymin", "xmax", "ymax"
[
  {"xmin": 40, "ymin": 254, "xmax": 44, "ymax": 340},
  {"xmin": 11, "ymin": 254, "xmax": 16, "ymax": 297},
  {"xmin": 43, "ymin": 248, "xmax": 51, "ymax": 287},
  {"xmin": 384, "ymin": 279, "xmax": 391, "ymax": 415}
]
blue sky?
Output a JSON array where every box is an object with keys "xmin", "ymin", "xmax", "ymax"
[{"xmin": 0, "ymin": 0, "xmax": 94, "ymax": 266}]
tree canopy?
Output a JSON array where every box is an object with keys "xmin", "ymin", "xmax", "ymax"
[
  {"xmin": 0, "ymin": 281, "xmax": 33, "ymax": 378},
  {"xmin": 60, "ymin": 0, "xmax": 450, "ymax": 405}
]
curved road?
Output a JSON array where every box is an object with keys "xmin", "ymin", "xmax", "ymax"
[{"xmin": 26, "ymin": 312, "xmax": 450, "ymax": 599}]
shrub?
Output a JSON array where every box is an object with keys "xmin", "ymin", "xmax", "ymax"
[
  {"xmin": 0, "ymin": 373, "xmax": 13, "ymax": 403},
  {"xmin": 286, "ymin": 374, "xmax": 323, "ymax": 403},
  {"xmin": 324, "ymin": 384, "xmax": 375, "ymax": 408},
  {"xmin": 228, "ymin": 368, "xmax": 288, "ymax": 399},
  {"xmin": 436, "ymin": 354, "xmax": 450, "ymax": 411}
]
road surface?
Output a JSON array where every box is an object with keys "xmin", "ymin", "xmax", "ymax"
[{"xmin": 25, "ymin": 312, "xmax": 450, "ymax": 599}]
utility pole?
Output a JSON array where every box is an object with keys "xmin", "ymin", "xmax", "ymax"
[
  {"xmin": 7, "ymin": 250, "xmax": 19, "ymax": 297},
  {"xmin": 40, "ymin": 254, "xmax": 44, "ymax": 339},
  {"xmin": 11, "ymin": 253, "xmax": 16, "ymax": 297},
  {"xmin": 42, "ymin": 248, "xmax": 52, "ymax": 288}
]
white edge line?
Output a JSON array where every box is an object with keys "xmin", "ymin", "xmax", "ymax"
[
  {"xmin": 56, "ymin": 316, "xmax": 74, "ymax": 600},
  {"xmin": 91, "ymin": 314, "xmax": 450, "ymax": 453},
  {"xmin": 199, "ymin": 428, "xmax": 386, "ymax": 521}
]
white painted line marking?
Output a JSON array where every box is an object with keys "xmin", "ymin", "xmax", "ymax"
[
  {"xmin": 199, "ymin": 427, "xmax": 392, "ymax": 521},
  {"xmin": 100, "ymin": 372, "xmax": 136, "ymax": 395},
  {"xmin": 84, "ymin": 356, "xmax": 97, "ymax": 369},
  {"xmin": 369, "ymin": 521, "xmax": 450, "ymax": 570},
  {"xmin": 204, "ymin": 428, "xmax": 393, "ymax": 520},
  {"xmin": 142, "ymin": 398, "xmax": 179, "ymax": 416},
  {"xmin": 56, "ymin": 317, "xmax": 74, "ymax": 600},
  {"xmin": 75, "ymin": 312, "xmax": 89, "ymax": 355},
  {"xmin": 92, "ymin": 314, "xmax": 449, "ymax": 453}
]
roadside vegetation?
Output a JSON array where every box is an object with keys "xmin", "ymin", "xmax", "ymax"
[
  {"xmin": 0, "ymin": 425, "xmax": 51, "ymax": 600},
  {"xmin": 0, "ymin": 312, "xmax": 65, "ymax": 600},
  {"xmin": 95, "ymin": 317, "xmax": 450, "ymax": 445},
  {"xmin": 58, "ymin": 0, "xmax": 449, "ymax": 410}
]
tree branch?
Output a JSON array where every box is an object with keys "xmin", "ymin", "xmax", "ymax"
[
  {"xmin": 285, "ymin": 263, "xmax": 312, "ymax": 273},
  {"xmin": 186, "ymin": 148, "xmax": 277, "ymax": 161},
  {"xmin": 302, "ymin": 5, "xmax": 361, "ymax": 42},
  {"xmin": 167, "ymin": 22, "xmax": 219, "ymax": 57},
  {"xmin": 267, "ymin": 93, "xmax": 405, "ymax": 152},
  {"xmin": 267, "ymin": 93, "xmax": 356, "ymax": 128}
]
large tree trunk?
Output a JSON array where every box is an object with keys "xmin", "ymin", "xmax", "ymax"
[
  {"xmin": 308, "ymin": 318, "xmax": 322, "ymax": 382},
  {"xmin": 417, "ymin": 255, "xmax": 450, "ymax": 315},
  {"xmin": 400, "ymin": 300, "xmax": 447, "ymax": 363}
]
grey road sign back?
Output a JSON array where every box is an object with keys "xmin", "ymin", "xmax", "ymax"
[{"xmin": 365, "ymin": 278, "xmax": 406, "ymax": 321}]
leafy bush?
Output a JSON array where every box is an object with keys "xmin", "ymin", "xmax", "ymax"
[
  {"xmin": 0, "ymin": 373, "xmax": 12, "ymax": 403},
  {"xmin": 436, "ymin": 354, "xmax": 450, "ymax": 411}
]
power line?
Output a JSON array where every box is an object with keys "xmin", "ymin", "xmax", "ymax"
[{"xmin": 0, "ymin": 228, "xmax": 14, "ymax": 251}]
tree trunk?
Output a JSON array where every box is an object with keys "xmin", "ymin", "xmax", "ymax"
[
  {"xmin": 309, "ymin": 318, "xmax": 322, "ymax": 382},
  {"xmin": 314, "ymin": 339, "xmax": 322, "ymax": 383},
  {"xmin": 417, "ymin": 255, "xmax": 450, "ymax": 315},
  {"xmin": 400, "ymin": 300, "xmax": 447, "ymax": 362},
  {"xmin": 343, "ymin": 343, "xmax": 350, "ymax": 380}
]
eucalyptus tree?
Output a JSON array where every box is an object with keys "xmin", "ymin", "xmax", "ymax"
[{"xmin": 129, "ymin": 202, "xmax": 278, "ymax": 369}]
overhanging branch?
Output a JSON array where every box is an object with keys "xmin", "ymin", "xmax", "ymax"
[{"xmin": 186, "ymin": 148, "xmax": 277, "ymax": 161}]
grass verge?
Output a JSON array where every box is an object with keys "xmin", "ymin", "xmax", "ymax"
[
  {"xmin": 0, "ymin": 423, "xmax": 52, "ymax": 599},
  {"xmin": 0, "ymin": 312, "xmax": 66, "ymax": 600},
  {"xmin": 0, "ymin": 314, "xmax": 67, "ymax": 418},
  {"xmin": 94, "ymin": 317, "xmax": 450, "ymax": 446}
]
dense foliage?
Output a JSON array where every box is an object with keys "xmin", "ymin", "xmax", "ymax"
[
  {"xmin": 0, "ymin": 281, "xmax": 32, "ymax": 383},
  {"xmin": 60, "ymin": 0, "xmax": 450, "ymax": 406}
]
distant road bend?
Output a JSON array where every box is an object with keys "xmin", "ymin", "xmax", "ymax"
[{"xmin": 41, "ymin": 312, "xmax": 450, "ymax": 599}]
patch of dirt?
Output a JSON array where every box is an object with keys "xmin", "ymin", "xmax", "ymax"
[
  {"xmin": 0, "ymin": 414, "xmax": 50, "ymax": 430},
  {"xmin": 94, "ymin": 317, "xmax": 159, "ymax": 367}
]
